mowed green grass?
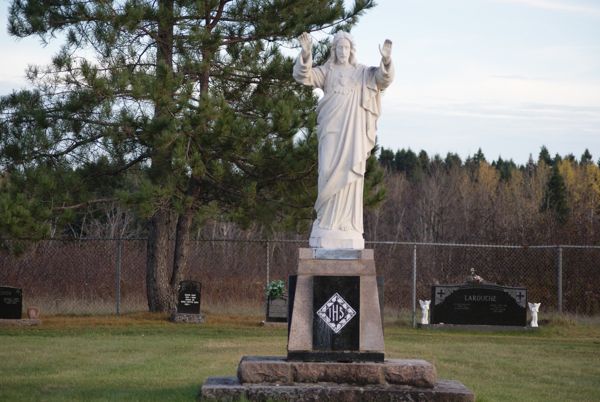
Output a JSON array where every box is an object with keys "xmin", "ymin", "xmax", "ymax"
[{"xmin": 1, "ymin": 313, "xmax": 599, "ymax": 401}]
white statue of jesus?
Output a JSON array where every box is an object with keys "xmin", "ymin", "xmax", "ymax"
[{"xmin": 293, "ymin": 31, "xmax": 394, "ymax": 249}]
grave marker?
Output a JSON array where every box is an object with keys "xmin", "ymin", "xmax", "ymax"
[
  {"xmin": 431, "ymin": 283, "xmax": 527, "ymax": 326},
  {"xmin": 0, "ymin": 287, "xmax": 22, "ymax": 319},
  {"xmin": 177, "ymin": 281, "xmax": 201, "ymax": 315}
]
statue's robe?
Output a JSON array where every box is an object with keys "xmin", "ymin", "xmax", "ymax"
[{"xmin": 294, "ymin": 54, "xmax": 394, "ymax": 248}]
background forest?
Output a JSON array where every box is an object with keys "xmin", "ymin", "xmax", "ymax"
[
  {"xmin": 368, "ymin": 145, "xmax": 600, "ymax": 246},
  {"xmin": 4, "ymin": 144, "xmax": 598, "ymax": 248}
]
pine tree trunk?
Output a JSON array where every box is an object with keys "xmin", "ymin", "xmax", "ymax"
[
  {"xmin": 146, "ymin": 209, "xmax": 177, "ymax": 312},
  {"xmin": 146, "ymin": 0, "xmax": 177, "ymax": 313},
  {"xmin": 170, "ymin": 208, "xmax": 194, "ymax": 289}
]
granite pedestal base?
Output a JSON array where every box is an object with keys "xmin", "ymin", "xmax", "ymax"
[
  {"xmin": 198, "ymin": 248, "xmax": 475, "ymax": 401},
  {"xmin": 237, "ymin": 356, "xmax": 437, "ymax": 387},
  {"xmin": 287, "ymin": 249, "xmax": 384, "ymax": 361},
  {"xmin": 200, "ymin": 377, "xmax": 474, "ymax": 402},
  {"xmin": 199, "ymin": 356, "xmax": 474, "ymax": 401}
]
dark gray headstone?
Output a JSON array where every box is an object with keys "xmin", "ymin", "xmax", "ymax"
[
  {"xmin": 266, "ymin": 297, "xmax": 287, "ymax": 322},
  {"xmin": 176, "ymin": 281, "xmax": 201, "ymax": 315},
  {"xmin": 431, "ymin": 284, "xmax": 527, "ymax": 326},
  {"xmin": 313, "ymin": 276, "xmax": 360, "ymax": 351},
  {"xmin": 0, "ymin": 287, "xmax": 22, "ymax": 319}
]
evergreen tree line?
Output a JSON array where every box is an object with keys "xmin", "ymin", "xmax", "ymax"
[{"xmin": 367, "ymin": 146, "xmax": 600, "ymax": 245}]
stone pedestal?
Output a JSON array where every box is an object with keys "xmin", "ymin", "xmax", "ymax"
[
  {"xmin": 237, "ymin": 356, "xmax": 437, "ymax": 387},
  {"xmin": 287, "ymin": 248, "xmax": 384, "ymax": 362},
  {"xmin": 200, "ymin": 356, "xmax": 474, "ymax": 401},
  {"xmin": 198, "ymin": 248, "xmax": 475, "ymax": 401}
]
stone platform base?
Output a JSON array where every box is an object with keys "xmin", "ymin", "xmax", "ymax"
[
  {"xmin": 199, "ymin": 356, "xmax": 474, "ymax": 401},
  {"xmin": 199, "ymin": 377, "xmax": 474, "ymax": 401},
  {"xmin": 169, "ymin": 313, "xmax": 204, "ymax": 324},
  {"xmin": 0, "ymin": 319, "xmax": 41, "ymax": 326},
  {"xmin": 237, "ymin": 356, "xmax": 436, "ymax": 387}
]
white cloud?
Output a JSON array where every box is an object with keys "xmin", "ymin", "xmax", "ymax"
[{"xmin": 493, "ymin": 0, "xmax": 600, "ymax": 16}]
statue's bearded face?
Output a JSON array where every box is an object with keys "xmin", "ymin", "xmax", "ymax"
[{"xmin": 335, "ymin": 38, "xmax": 351, "ymax": 65}]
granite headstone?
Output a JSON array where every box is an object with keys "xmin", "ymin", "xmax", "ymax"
[
  {"xmin": 431, "ymin": 283, "xmax": 527, "ymax": 326},
  {"xmin": 266, "ymin": 296, "xmax": 287, "ymax": 322},
  {"xmin": 0, "ymin": 287, "xmax": 22, "ymax": 319},
  {"xmin": 177, "ymin": 281, "xmax": 201, "ymax": 315}
]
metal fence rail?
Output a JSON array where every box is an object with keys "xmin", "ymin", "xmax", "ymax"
[{"xmin": 1, "ymin": 239, "xmax": 599, "ymax": 316}]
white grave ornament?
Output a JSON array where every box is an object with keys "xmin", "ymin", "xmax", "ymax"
[
  {"xmin": 528, "ymin": 302, "xmax": 541, "ymax": 327},
  {"xmin": 419, "ymin": 299, "xmax": 431, "ymax": 325}
]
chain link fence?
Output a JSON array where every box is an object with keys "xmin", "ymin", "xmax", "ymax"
[{"xmin": 1, "ymin": 239, "xmax": 599, "ymax": 317}]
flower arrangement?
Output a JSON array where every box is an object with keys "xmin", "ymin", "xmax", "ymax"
[{"xmin": 265, "ymin": 279, "xmax": 285, "ymax": 300}]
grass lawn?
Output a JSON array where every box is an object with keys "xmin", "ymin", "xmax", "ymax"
[{"xmin": 1, "ymin": 313, "xmax": 599, "ymax": 401}]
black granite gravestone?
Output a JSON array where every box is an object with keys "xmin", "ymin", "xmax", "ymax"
[
  {"xmin": 287, "ymin": 274, "xmax": 385, "ymax": 350},
  {"xmin": 313, "ymin": 276, "xmax": 360, "ymax": 351},
  {"xmin": 176, "ymin": 281, "xmax": 201, "ymax": 315},
  {"xmin": 431, "ymin": 283, "xmax": 527, "ymax": 326},
  {"xmin": 0, "ymin": 287, "xmax": 23, "ymax": 319}
]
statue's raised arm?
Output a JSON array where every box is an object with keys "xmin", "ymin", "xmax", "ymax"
[
  {"xmin": 298, "ymin": 32, "xmax": 313, "ymax": 62},
  {"xmin": 379, "ymin": 39, "xmax": 392, "ymax": 66}
]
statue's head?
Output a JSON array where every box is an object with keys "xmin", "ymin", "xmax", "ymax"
[{"xmin": 329, "ymin": 31, "xmax": 357, "ymax": 66}]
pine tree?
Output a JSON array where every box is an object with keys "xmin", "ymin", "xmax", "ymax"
[
  {"xmin": 538, "ymin": 146, "xmax": 553, "ymax": 166},
  {"xmin": 378, "ymin": 147, "xmax": 395, "ymax": 171},
  {"xmin": 541, "ymin": 163, "xmax": 570, "ymax": 224},
  {"xmin": 1, "ymin": 0, "xmax": 376, "ymax": 311},
  {"xmin": 581, "ymin": 149, "xmax": 593, "ymax": 165},
  {"xmin": 473, "ymin": 148, "xmax": 486, "ymax": 164},
  {"xmin": 492, "ymin": 156, "xmax": 516, "ymax": 181},
  {"xmin": 417, "ymin": 150, "xmax": 430, "ymax": 173},
  {"xmin": 444, "ymin": 152, "xmax": 462, "ymax": 170},
  {"xmin": 394, "ymin": 148, "xmax": 419, "ymax": 178}
]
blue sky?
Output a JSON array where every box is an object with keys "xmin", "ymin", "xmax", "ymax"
[{"xmin": 1, "ymin": 0, "xmax": 599, "ymax": 164}]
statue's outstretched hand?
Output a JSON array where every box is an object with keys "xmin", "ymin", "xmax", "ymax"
[
  {"xmin": 299, "ymin": 32, "xmax": 312, "ymax": 59},
  {"xmin": 379, "ymin": 39, "xmax": 392, "ymax": 65}
]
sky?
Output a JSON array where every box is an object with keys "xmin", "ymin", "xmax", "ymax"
[{"xmin": 1, "ymin": 0, "xmax": 599, "ymax": 165}]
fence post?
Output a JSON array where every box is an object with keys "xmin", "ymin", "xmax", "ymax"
[
  {"xmin": 412, "ymin": 244, "xmax": 417, "ymax": 328},
  {"xmin": 115, "ymin": 238, "xmax": 122, "ymax": 316},
  {"xmin": 266, "ymin": 240, "xmax": 271, "ymax": 287},
  {"xmin": 557, "ymin": 246, "xmax": 563, "ymax": 313}
]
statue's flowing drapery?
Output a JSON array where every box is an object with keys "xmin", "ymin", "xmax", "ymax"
[{"xmin": 294, "ymin": 54, "xmax": 394, "ymax": 248}]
